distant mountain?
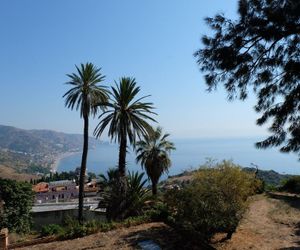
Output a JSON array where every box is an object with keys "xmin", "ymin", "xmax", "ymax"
[
  {"xmin": 0, "ymin": 125, "xmax": 102, "ymax": 173},
  {"xmin": 160, "ymin": 167, "xmax": 293, "ymax": 189},
  {"xmin": 243, "ymin": 167, "xmax": 292, "ymax": 186}
]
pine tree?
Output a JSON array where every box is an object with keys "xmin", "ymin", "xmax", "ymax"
[{"xmin": 195, "ymin": 0, "xmax": 300, "ymax": 157}]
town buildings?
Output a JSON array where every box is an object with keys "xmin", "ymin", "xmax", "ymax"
[
  {"xmin": 34, "ymin": 180, "xmax": 78, "ymax": 203},
  {"xmin": 33, "ymin": 179, "xmax": 101, "ymax": 203}
]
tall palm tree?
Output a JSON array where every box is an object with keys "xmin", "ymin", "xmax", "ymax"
[
  {"xmin": 94, "ymin": 77, "xmax": 156, "ymax": 196},
  {"xmin": 136, "ymin": 127, "xmax": 175, "ymax": 195},
  {"xmin": 63, "ymin": 62, "xmax": 109, "ymax": 222}
]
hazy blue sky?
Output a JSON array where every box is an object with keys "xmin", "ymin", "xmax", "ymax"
[{"xmin": 0, "ymin": 0, "xmax": 267, "ymax": 139}]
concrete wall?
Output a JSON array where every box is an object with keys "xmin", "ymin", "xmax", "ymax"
[
  {"xmin": 0, "ymin": 228, "xmax": 8, "ymax": 250},
  {"xmin": 31, "ymin": 209, "xmax": 106, "ymax": 230}
]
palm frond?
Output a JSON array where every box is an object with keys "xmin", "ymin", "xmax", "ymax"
[
  {"xmin": 94, "ymin": 77, "xmax": 156, "ymax": 143},
  {"xmin": 135, "ymin": 127, "xmax": 176, "ymax": 190},
  {"xmin": 63, "ymin": 62, "xmax": 109, "ymax": 118}
]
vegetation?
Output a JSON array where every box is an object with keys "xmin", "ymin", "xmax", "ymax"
[
  {"xmin": 39, "ymin": 214, "xmax": 154, "ymax": 240},
  {"xmin": 0, "ymin": 178, "xmax": 34, "ymax": 233},
  {"xmin": 24, "ymin": 164, "xmax": 50, "ymax": 175},
  {"xmin": 136, "ymin": 127, "xmax": 175, "ymax": 195},
  {"xmin": 63, "ymin": 62, "xmax": 109, "ymax": 222},
  {"xmin": 2, "ymin": 2, "xmax": 300, "ymax": 248},
  {"xmin": 99, "ymin": 169, "xmax": 150, "ymax": 220},
  {"xmin": 164, "ymin": 161, "xmax": 262, "ymax": 242},
  {"xmin": 40, "ymin": 224, "xmax": 65, "ymax": 237},
  {"xmin": 98, "ymin": 168, "xmax": 119, "ymax": 189},
  {"xmin": 33, "ymin": 171, "xmax": 79, "ymax": 185},
  {"xmin": 280, "ymin": 176, "xmax": 300, "ymax": 194},
  {"xmin": 195, "ymin": 0, "xmax": 300, "ymax": 157},
  {"xmin": 94, "ymin": 77, "xmax": 156, "ymax": 202},
  {"xmin": 243, "ymin": 167, "xmax": 291, "ymax": 187}
]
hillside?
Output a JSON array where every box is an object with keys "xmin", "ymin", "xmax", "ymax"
[
  {"xmin": 160, "ymin": 167, "xmax": 292, "ymax": 189},
  {"xmin": 0, "ymin": 125, "xmax": 101, "ymax": 174},
  {"xmin": 243, "ymin": 167, "xmax": 292, "ymax": 186}
]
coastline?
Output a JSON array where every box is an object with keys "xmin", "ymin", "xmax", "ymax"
[{"xmin": 50, "ymin": 151, "xmax": 81, "ymax": 172}]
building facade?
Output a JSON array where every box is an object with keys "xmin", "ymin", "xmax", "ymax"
[{"xmin": 34, "ymin": 180, "xmax": 78, "ymax": 203}]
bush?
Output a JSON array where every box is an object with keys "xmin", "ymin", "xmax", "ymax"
[
  {"xmin": 122, "ymin": 215, "xmax": 150, "ymax": 227},
  {"xmin": 62, "ymin": 217, "xmax": 88, "ymax": 238},
  {"xmin": 41, "ymin": 217, "xmax": 146, "ymax": 240},
  {"xmin": 0, "ymin": 178, "xmax": 34, "ymax": 233},
  {"xmin": 145, "ymin": 202, "xmax": 170, "ymax": 222},
  {"xmin": 165, "ymin": 160, "xmax": 260, "ymax": 241},
  {"xmin": 40, "ymin": 224, "xmax": 64, "ymax": 237},
  {"xmin": 99, "ymin": 170, "xmax": 150, "ymax": 220},
  {"xmin": 54, "ymin": 218, "xmax": 118, "ymax": 239},
  {"xmin": 280, "ymin": 176, "xmax": 300, "ymax": 193}
]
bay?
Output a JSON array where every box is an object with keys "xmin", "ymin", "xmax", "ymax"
[{"xmin": 57, "ymin": 137, "xmax": 300, "ymax": 178}]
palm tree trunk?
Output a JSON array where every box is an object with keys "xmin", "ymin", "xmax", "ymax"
[
  {"xmin": 117, "ymin": 132, "xmax": 128, "ymax": 215},
  {"xmin": 78, "ymin": 114, "xmax": 89, "ymax": 223},
  {"xmin": 152, "ymin": 180, "xmax": 158, "ymax": 195},
  {"xmin": 118, "ymin": 132, "xmax": 127, "ymax": 177}
]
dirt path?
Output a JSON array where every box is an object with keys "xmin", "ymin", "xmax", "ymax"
[{"xmin": 215, "ymin": 194, "xmax": 300, "ymax": 250}]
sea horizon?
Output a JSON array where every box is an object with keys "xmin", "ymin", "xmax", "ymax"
[{"xmin": 57, "ymin": 137, "xmax": 300, "ymax": 177}]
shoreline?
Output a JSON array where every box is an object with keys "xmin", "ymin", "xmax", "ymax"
[{"xmin": 50, "ymin": 151, "xmax": 81, "ymax": 172}]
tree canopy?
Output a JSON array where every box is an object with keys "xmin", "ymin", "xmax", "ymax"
[
  {"xmin": 0, "ymin": 178, "xmax": 34, "ymax": 233},
  {"xmin": 195, "ymin": 0, "xmax": 300, "ymax": 157},
  {"xmin": 94, "ymin": 77, "xmax": 156, "ymax": 177},
  {"xmin": 136, "ymin": 127, "xmax": 175, "ymax": 195}
]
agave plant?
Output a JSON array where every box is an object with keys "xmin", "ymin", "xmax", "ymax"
[
  {"xmin": 99, "ymin": 169, "xmax": 150, "ymax": 220},
  {"xmin": 126, "ymin": 171, "xmax": 149, "ymax": 216}
]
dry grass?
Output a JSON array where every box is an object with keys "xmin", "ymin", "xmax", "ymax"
[
  {"xmin": 14, "ymin": 223, "xmax": 186, "ymax": 250},
  {"xmin": 214, "ymin": 193, "xmax": 300, "ymax": 250},
  {"xmin": 0, "ymin": 165, "xmax": 36, "ymax": 181}
]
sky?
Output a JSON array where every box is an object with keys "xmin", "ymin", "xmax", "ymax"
[{"xmin": 0, "ymin": 0, "xmax": 268, "ymax": 140}]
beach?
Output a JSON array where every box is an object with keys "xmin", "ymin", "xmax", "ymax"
[{"xmin": 50, "ymin": 151, "xmax": 81, "ymax": 172}]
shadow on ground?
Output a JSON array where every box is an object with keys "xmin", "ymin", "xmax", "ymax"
[
  {"xmin": 268, "ymin": 193, "xmax": 300, "ymax": 250},
  {"xmin": 120, "ymin": 224, "xmax": 215, "ymax": 250},
  {"xmin": 267, "ymin": 192, "xmax": 300, "ymax": 210},
  {"xmin": 278, "ymin": 247, "xmax": 300, "ymax": 250}
]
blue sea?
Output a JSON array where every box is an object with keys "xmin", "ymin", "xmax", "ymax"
[{"xmin": 57, "ymin": 138, "xmax": 300, "ymax": 179}]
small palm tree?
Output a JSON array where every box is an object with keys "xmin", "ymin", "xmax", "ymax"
[
  {"xmin": 94, "ymin": 77, "xmax": 156, "ymax": 196},
  {"xmin": 99, "ymin": 170, "xmax": 149, "ymax": 220},
  {"xmin": 136, "ymin": 127, "xmax": 175, "ymax": 195},
  {"xmin": 63, "ymin": 62, "xmax": 109, "ymax": 222},
  {"xmin": 98, "ymin": 168, "xmax": 119, "ymax": 189}
]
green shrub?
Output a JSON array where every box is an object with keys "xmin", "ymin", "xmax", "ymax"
[
  {"xmin": 165, "ymin": 160, "xmax": 259, "ymax": 241},
  {"xmin": 145, "ymin": 202, "xmax": 170, "ymax": 222},
  {"xmin": 122, "ymin": 215, "xmax": 148, "ymax": 227},
  {"xmin": 59, "ymin": 218, "xmax": 118, "ymax": 239},
  {"xmin": 0, "ymin": 178, "xmax": 34, "ymax": 233},
  {"xmin": 62, "ymin": 218, "xmax": 88, "ymax": 238},
  {"xmin": 98, "ymin": 222, "xmax": 117, "ymax": 232},
  {"xmin": 100, "ymin": 170, "xmax": 150, "ymax": 220},
  {"xmin": 280, "ymin": 176, "xmax": 300, "ymax": 193},
  {"xmin": 265, "ymin": 183, "xmax": 278, "ymax": 192},
  {"xmin": 40, "ymin": 224, "xmax": 64, "ymax": 237}
]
